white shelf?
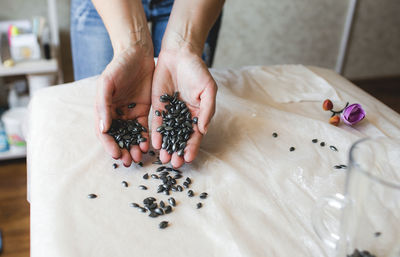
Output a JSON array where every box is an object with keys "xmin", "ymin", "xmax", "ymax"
[
  {"xmin": 0, "ymin": 147, "xmax": 26, "ymax": 160},
  {"xmin": 0, "ymin": 59, "xmax": 58, "ymax": 77}
]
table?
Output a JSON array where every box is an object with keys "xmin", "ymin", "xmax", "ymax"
[{"xmin": 27, "ymin": 65, "xmax": 400, "ymax": 257}]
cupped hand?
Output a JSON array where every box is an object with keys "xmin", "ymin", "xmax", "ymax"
[
  {"xmin": 151, "ymin": 48, "xmax": 217, "ymax": 168},
  {"xmin": 96, "ymin": 45, "xmax": 154, "ymax": 166}
]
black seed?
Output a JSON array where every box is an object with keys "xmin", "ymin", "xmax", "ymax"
[
  {"xmin": 159, "ymin": 221, "xmax": 168, "ymax": 229},
  {"xmin": 177, "ymin": 185, "xmax": 183, "ymax": 192},
  {"xmin": 320, "ymin": 142, "xmax": 325, "ymax": 147},
  {"xmin": 153, "ymin": 160, "xmax": 162, "ymax": 165},
  {"xmin": 149, "ymin": 150, "xmax": 156, "ymax": 156},
  {"xmin": 88, "ymin": 194, "xmax": 97, "ymax": 199},
  {"xmin": 160, "ymin": 201, "xmax": 165, "ymax": 208},
  {"xmin": 272, "ymin": 132, "xmax": 278, "ymax": 138},
  {"xmin": 121, "ymin": 181, "xmax": 128, "ymax": 187},
  {"xmin": 155, "ymin": 110, "xmax": 161, "ymax": 116},
  {"xmin": 340, "ymin": 164, "xmax": 347, "ymax": 169},
  {"xmin": 151, "ymin": 174, "xmax": 159, "ymax": 179},
  {"xmin": 374, "ymin": 232, "xmax": 381, "ymax": 237},
  {"xmin": 143, "ymin": 173, "xmax": 149, "ymax": 179},
  {"xmin": 148, "ymin": 203, "xmax": 157, "ymax": 210},
  {"xmin": 168, "ymin": 197, "xmax": 176, "ymax": 206},
  {"xmin": 329, "ymin": 145, "xmax": 338, "ymax": 152},
  {"xmin": 186, "ymin": 177, "xmax": 191, "ymax": 184},
  {"xmin": 177, "ymin": 149, "xmax": 184, "ymax": 157},
  {"xmin": 183, "ymin": 182, "xmax": 189, "ymax": 188},
  {"xmin": 138, "ymin": 161, "xmax": 143, "ymax": 167},
  {"xmin": 128, "ymin": 103, "xmax": 136, "ymax": 108},
  {"xmin": 157, "ymin": 166, "xmax": 166, "ymax": 172},
  {"xmin": 200, "ymin": 192, "xmax": 208, "ymax": 199},
  {"xmin": 193, "ymin": 117, "xmax": 198, "ymax": 124},
  {"xmin": 164, "ymin": 205, "xmax": 172, "ymax": 214},
  {"xmin": 139, "ymin": 185, "xmax": 147, "ymax": 190},
  {"xmin": 112, "ymin": 163, "xmax": 118, "ymax": 169},
  {"xmin": 130, "ymin": 203, "xmax": 139, "ymax": 208},
  {"xmin": 164, "ymin": 190, "xmax": 170, "ymax": 195},
  {"xmin": 139, "ymin": 207, "xmax": 147, "ymax": 213},
  {"xmin": 171, "ymin": 186, "xmax": 178, "ymax": 192},
  {"xmin": 116, "ymin": 108, "xmax": 123, "ymax": 116},
  {"xmin": 187, "ymin": 190, "xmax": 194, "ymax": 197},
  {"xmin": 173, "ymin": 174, "xmax": 182, "ymax": 179},
  {"xmin": 147, "ymin": 197, "xmax": 156, "ymax": 202},
  {"xmin": 196, "ymin": 202, "xmax": 202, "ymax": 209},
  {"xmin": 289, "ymin": 147, "xmax": 295, "ymax": 152},
  {"xmin": 155, "ymin": 208, "xmax": 164, "ymax": 215},
  {"xmin": 312, "ymin": 139, "xmax": 318, "ymax": 143},
  {"xmin": 149, "ymin": 212, "xmax": 159, "ymax": 218},
  {"xmin": 334, "ymin": 165, "xmax": 345, "ymax": 169}
]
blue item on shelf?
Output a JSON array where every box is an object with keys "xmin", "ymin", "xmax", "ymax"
[{"xmin": 0, "ymin": 121, "xmax": 9, "ymax": 152}]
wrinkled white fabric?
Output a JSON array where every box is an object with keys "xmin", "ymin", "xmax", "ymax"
[{"xmin": 27, "ymin": 65, "xmax": 400, "ymax": 257}]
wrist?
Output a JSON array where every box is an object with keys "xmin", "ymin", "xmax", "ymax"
[
  {"xmin": 161, "ymin": 28, "xmax": 204, "ymax": 57},
  {"xmin": 111, "ymin": 24, "xmax": 153, "ymax": 57}
]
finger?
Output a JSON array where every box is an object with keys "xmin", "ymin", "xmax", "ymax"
[
  {"xmin": 136, "ymin": 116, "xmax": 150, "ymax": 153},
  {"xmin": 159, "ymin": 149, "xmax": 171, "ymax": 164},
  {"xmin": 96, "ymin": 75, "xmax": 114, "ymax": 133},
  {"xmin": 95, "ymin": 111, "xmax": 121, "ymax": 159},
  {"xmin": 151, "ymin": 100, "xmax": 164, "ymax": 150},
  {"xmin": 171, "ymin": 152, "xmax": 184, "ymax": 168},
  {"xmin": 184, "ymin": 130, "xmax": 203, "ymax": 163},
  {"xmin": 198, "ymin": 83, "xmax": 217, "ymax": 135},
  {"xmin": 120, "ymin": 148, "xmax": 133, "ymax": 167},
  {"xmin": 129, "ymin": 145, "xmax": 142, "ymax": 163}
]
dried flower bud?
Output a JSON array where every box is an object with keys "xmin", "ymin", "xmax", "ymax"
[
  {"xmin": 323, "ymin": 99, "xmax": 333, "ymax": 111},
  {"xmin": 329, "ymin": 115, "xmax": 340, "ymax": 126}
]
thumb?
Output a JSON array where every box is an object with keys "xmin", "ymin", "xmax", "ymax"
[
  {"xmin": 96, "ymin": 75, "xmax": 114, "ymax": 134},
  {"xmin": 198, "ymin": 83, "xmax": 217, "ymax": 135}
]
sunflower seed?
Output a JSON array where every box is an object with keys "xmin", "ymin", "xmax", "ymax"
[
  {"xmin": 88, "ymin": 194, "xmax": 97, "ymax": 199},
  {"xmin": 159, "ymin": 221, "xmax": 168, "ymax": 229},
  {"xmin": 130, "ymin": 203, "xmax": 139, "ymax": 208},
  {"xmin": 197, "ymin": 202, "xmax": 203, "ymax": 209},
  {"xmin": 139, "ymin": 185, "xmax": 147, "ymax": 190},
  {"xmin": 289, "ymin": 147, "xmax": 295, "ymax": 152},
  {"xmin": 187, "ymin": 190, "xmax": 194, "ymax": 197},
  {"xmin": 312, "ymin": 139, "xmax": 318, "ymax": 143},
  {"xmin": 329, "ymin": 145, "xmax": 338, "ymax": 152},
  {"xmin": 143, "ymin": 173, "xmax": 149, "ymax": 179},
  {"xmin": 121, "ymin": 181, "xmax": 128, "ymax": 187},
  {"xmin": 168, "ymin": 197, "xmax": 176, "ymax": 206},
  {"xmin": 272, "ymin": 132, "xmax": 278, "ymax": 138},
  {"xmin": 199, "ymin": 192, "xmax": 208, "ymax": 199}
]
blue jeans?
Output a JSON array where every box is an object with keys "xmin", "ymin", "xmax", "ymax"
[{"xmin": 70, "ymin": 0, "xmax": 222, "ymax": 80}]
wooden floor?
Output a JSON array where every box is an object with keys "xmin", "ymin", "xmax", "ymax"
[
  {"xmin": 0, "ymin": 159, "xmax": 29, "ymax": 257},
  {"xmin": 0, "ymin": 77, "xmax": 398, "ymax": 257}
]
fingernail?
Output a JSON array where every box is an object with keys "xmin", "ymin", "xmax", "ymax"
[{"xmin": 99, "ymin": 119, "xmax": 105, "ymax": 133}]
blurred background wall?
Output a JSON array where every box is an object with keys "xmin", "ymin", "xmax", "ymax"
[{"xmin": 0, "ymin": 0, "xmax": 399, "ymax": 82}]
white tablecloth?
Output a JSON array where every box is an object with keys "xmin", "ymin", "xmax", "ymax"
[{"xmin": 27, "ymin": 65, "xmax": 400, "ymax": 257}]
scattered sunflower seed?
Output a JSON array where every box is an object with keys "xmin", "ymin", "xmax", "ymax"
[
  {"xmin": 149, "ymin": 212, "xmax": 159, "ymax": 218},
  {"xmin": 112, "ymin": 163, "xmax": 118, "ymax": 169},
  {"xmin": 151, "ymin": 174, "xmax": 159, "ymax": 179},
  {"xmin": 272, "ymin": 132, "xmax": 278, "ymax": 138},
  {"xmin": 168, "ymin": 197, "xmax": 176, "ymax": 207},
  {"xmin": 160, "ymin": 201, "xmax": 165, "ymax": 208},
  {"xmin": 138, "ymin": 162, "xmax": 143, "ymax": 167},
  {"xmin": 159, "ymin": 221, "xmax": 168, "ymax": 229},
  {"xmin": 199, "ymin": 192, "xmax": 208, "ymax": 199},
  {"xmin": 88, "ymin": 194, "xmax": 97, "ymax": 199},
  {"xmin": 193, "ymin": 117, "xmax": 198, "ymax": 124},
  {"xmin": 149, "ymin": 150, "xmax": 156, "ymax": 156},
  {"xmin": 187, "ymin": 190, "xmax": 194, "ymax": 197},
  {"xmin": 164, "ymin": 205, "xmax": 172, "ymax": 214},
  {"xmin": 312, "ymin": 139, "xmax": 318, "ymax": 143},
  {"xmin": 130, "ymin": 203, "xmax": 139, "ymax": 208},
  {"xmin": 121, "ymin": 181, "xmax": 128, "ymax": 187},
  {"xmin": 143, "ymin": 173, "xmax": 149, "ymax": 179},
  {"xmin": 329, "ymin": 145, "xmax": 338, "ymax": 152},
  {"xmin": 139, "ymin": 207, "xmax": 147, "ymax": 213},
  {"xmin": 139, "ymin": 185, "xmax": 148, "ymax": 190},
  {"xmin": 196, "ymin": 202, "xmax": 203, "ymax": 209},
  {"xmin": 289, "ymin": 147, "xmax": 295, "ymax": 152},
  {"xmin": 320, "ymin": 142, "xmax": 326, "ymax": 147}
]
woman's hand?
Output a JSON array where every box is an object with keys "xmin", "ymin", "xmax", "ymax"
[
  {"xmin": 151, "ymin": 46, "xmax": 217, "ymax": 168},
  {"xmin": 96, "ymin": 44, "xmax": 154, "ymax": 166}
]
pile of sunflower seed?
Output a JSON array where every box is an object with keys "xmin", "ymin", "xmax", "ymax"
[
  {"xmin": 128, "ymin": 163, "xmax": 208, "ymax": 229},
  {"xmin": 107, "ymin": 119, "xmax": 147, "ymax": 150},
  {"xmin": 155, "ymin": 92, "xmax": 197, "ymax": 156}
]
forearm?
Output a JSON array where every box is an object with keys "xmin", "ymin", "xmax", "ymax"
[
  {"xmin": 92, "ymin": 0, "xmax": 152, "ymax": 55},
  {"xmin": 162, "ymin": 0, "xmax": 224, "ymax": 56}
]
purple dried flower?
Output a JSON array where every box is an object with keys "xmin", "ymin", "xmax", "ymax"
[{"xmin": 341, "ymin": 103, "xmax": 366, "ymax": 125}]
